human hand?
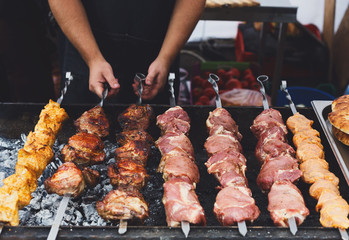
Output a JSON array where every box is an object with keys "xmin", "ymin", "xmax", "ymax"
[
  {"xmin": 89, "ymin": 59, "xmax": 120, "ymax": 99},
  {"xmin": 133, "ymin": 57, "xmax": 170, "ymax": 101}
]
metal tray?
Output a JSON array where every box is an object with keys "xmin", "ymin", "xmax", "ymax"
[
  {"xmin": 312, "ymin": 100, "xmax": 349, "ymax": 186},
  {"xmin": 0, "ymin": 103, "xmax": 348, "ymax": 239}
]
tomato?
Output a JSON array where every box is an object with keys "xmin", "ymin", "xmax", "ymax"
[
  {"xmin": 192, "ymin": 87, "xmax": 203, "ymax": 99},
  {"xmin": 243, "ymin": 73, "xmax": 256, "ymax": 83},
  {"xmin": 242, "ymin": 68, "xmax": 253, "ymax": 77},
  {"xmin": 241, "ymin": 80, "xmax": 249, "ymax": 89},
  {"xmin": 199, "ymin": 95, "xmax": 211, "ymax": 105},
  {"xmin": 230, "ymin": 68, "xmax": 241, "ymax": 79},
  {"xmin": 216, "ymin": 69, "xmax": 226, "ymax": 78},
  {"xmin": 249, "ymin": 81, "xmax": 260, "ymax": 91},
  {"xmin": 203, "ymin": 87, "xmax": 216, "ymax": 99},
  {"xmin": 224, "ymin": 78, "xmax": 242, "ymax": 90}
]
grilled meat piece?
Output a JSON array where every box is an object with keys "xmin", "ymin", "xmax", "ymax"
[
  {"xmin": 107, "ymin": 159, "xmax": 149, "ymax": 189},
  {"xmin": 286, "ymin": 112, "xmax": 314, "ymax": 134},
  {"xmin": 116, "ymin": 129, "xmax": 153, "ymax": 147},
  {"xmin": 156, "ymin": 132, "xmax": 194, "ymax": 159},
  {"xmin": 309, "ymin": 179, "xmax": 339, "ymax": 200},
  {"xmin": 296, "ymin": 142, "xmax": 324, "ymax": 163},
  {"xmin": 317, "ymin": 190, "xmax": 349, "ymax": 228},
  {"xmin": 214, "ymin": 186, "xmax": 260, "ymax": 225},
  {"xmin": 157, "ymin": 147, "xmax": 194, "ymax": 172},
  {"xmin": 257, "ymin": 126, "xmax": 287, "ymax": 146},
  {"xmin": 96, "ymin": 186, "xmax": 149, "ymax": 222},
  {"xmin": 206, "ymin": 107, "xmax": 242, "ymax": 141},
  {"xmin": 257, "ymin": 155, "xmax": 302, "ymax": 193},
  {"xmin": 61, "ymin": 132, "xmax": 106, "ymax": 166},
  {"xmin": 267, "ymin": 181, "xmax": 309, "ymax": 227},
  {"xmin": 0, "ymin": 187, "xmax": 19, "ymax": 226},
  {"xmin": 204, "ymin": 133, "xmax": 242, "ymax": 156},
  {"xmin": 45, "ymin": 162, "xmax": 85, "ymax": 198},
  {"xmin": 115, "ymin": 140, "xmax": 150, "ymax": 166},
  {"xmin": 117, "ymin": 104, "xmax": 154, "ymax": 130},
  {"xmin": 162, "ymin": 154, "xmax": 199, "ymax": 184},
  {"xmin": 74, "ymin": 105, "xmax": 110, "ymax": 138},
  {"xmin": 300, "ymin": 159, "xmax": 339, "ymax": 185},
  {"xmin": 82, "ymin": 167, "xmax": 100, "ymax": 188},
  {"xmin": 255, "ymin": 138, "xmax": 295, "ymax": 164},
  {"xmin": 156, "ymin": 106, "xmax": 191, "ymax": 135},
  {"xmin": 250, "ymin": 109, "xmax": 287, "ymax": 139},
  {"xmin": 162, "ymin": 178, "xmax": 206, "ymax": 227},
  {"xmin": 1, "ymin": 175, "xmax": 32, "ymax": 209},
  {"xmin": 292, "ymin": 128, "xmax": 321, "ymax": 149},
  {"xmin": 205, "ymin": 149, "xmax": 247, "ymax": 188}
]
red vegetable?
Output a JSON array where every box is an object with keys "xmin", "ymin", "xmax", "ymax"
[
  {"xmin": 224, "ymin": 78, "xmax": 242, "ymax": 90},
  {"xmin": 199, "ymin": 95, "xmax": 211, "ymax": 105},
  {"xmin": 203, "ymin": 88, "xmax": 216, "ymax": 99}
]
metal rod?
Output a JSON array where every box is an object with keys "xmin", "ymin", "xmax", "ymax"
[
  {"xmin": 207, "ymin": 73, "xmax": 222, "ymax": 108},
  {"xmin": 135, "ymin": 73, "xmax": 146, "ymax": 105},
  {"xmin": 168, "ymin": 73, "xmax": 176, "ymax": 107},
  {"xmin": 47, "ymin": 195, "xmax": 70, "ymax": 240},
  {"xmin": 280, "ymin": 80, "xmax": 297, "ymax": 114},
  {"xmin": 0, "ymin": 225, "xmax": 3, "ymax": 235},
  {"xmin": 288, "ymin": 216, "xmax": 298, "ymax": 235},
  {"xmin": 99, "ymin": 85, "xmax": 108, "ymax": 107},
  {"xmin": 257, "ymin": 75, "xmax": 270, "ymax": 110},
  {"xmin": 57, "ymin": 72, "xmax": 73, "ymax": 105},
  {"xmin": 238, "ymin": 221, "xmax": 248, "ymax": 236},
  {"xmin": 118, "ymin": 220, "xmax": 128, "ymax": 235},
  {"xmin": 339, "ymin": 228, "xmax": 349, "ymax": 240},
  {"xmin": 181, "ymin": 221, "xmax": 190, "ymax": 238}
]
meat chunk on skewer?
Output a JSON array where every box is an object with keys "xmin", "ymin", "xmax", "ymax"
[
  {"xmin": 0, "ymin": 187, "xmax": 19, "ymax": 226},
  {"xmin": 117, "ymin": 104, "xmax": 154, "ymax": 131},
  {"xmin": 96, "ymin": 186, "xmax": 149, "ymax": 222},
  {"xmin": 156, "ymin": 106, "xmax": 191, "ymax": 135},
  {"xmin": 214, "ymin": 186, "xmax": 260, "ymax": 225},
  {"xmin": 115, "ymin": 140, "xmax": 150, "ymax": 166},
  {"xmin": 300, "ymin": 159, "xmax": 339, "ymax": 185},
  {"xmin": 74, "ymin": 105, "xmax": 110, "ymax": 138},
  {"xmin": 250, "ymin": 109, "xmax": 287, "ymax": 138},
  {"xmin": 206, "ymin": 108, "xmax": 242, "ymax": 141},
  {"xmin": 296, "ymin": 143, "xmax": 324, "ymax": 163},
  {"xmin": 292, "ymin": 129, "xmax": 321, "ymax": 149},
  {"xmin": 107, "ymin": 159, "xmax": 149, "ymax": 189},
  {"xmin": 1, "ymin": 175, "xmax": 32, "ymax": 209},
  {"xmin": 267, "ymin": 181, "xmax": 309, "ymax": 227},
  {"xmin": 156, "ymin": 132, "xmax": 194, "ymax": 159},
  {"xmin": 162, "ymin": 178, "xmax": 206, "ymax": 227},
  {"xmin": 61, "ymin": 132, "xmax": 106, "ymax": 166},
  {"xmin": 257, "ymin": 155, "xmax": 302, "ymax": 193},
  {"xmin": 286, "ymin": 112, "xmax": 314, "ymax": 134},
  {"xmin": 255, "ymin": 138, "xmax": 295, "ymax": 164},
  {"xmin": 204, "ymin": 133, "xmax": 242, "ymax": 156},
  {"xmin": 309, "ymin": 179, "xmax": 339, "ymax": 200},
  {"xmin": 45, "ymin": 162, "xmax": 85, "ymax": 198},
  {"xmin": 116, "ymin": 129, "xmax": 153, "ymax": 147}
]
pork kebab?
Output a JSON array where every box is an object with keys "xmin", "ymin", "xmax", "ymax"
[
  {"xmin": 96, "ymin": 104, "xmax": 153, "ymax": 234},
  {"xmin": 282, "ymin": 84, "xmax": 349, "ymax": 239},
  {"xmin": 250, "ymin": 77, "xmax": 309, "ymax": 235}
]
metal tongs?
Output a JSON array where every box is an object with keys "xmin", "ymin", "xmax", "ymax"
[
  {"xmin": 280, "ymin": 81, "xmax": 349, "ymax": 240},
  {"xmin": 208, "ymin": 73, "xmax": 222, "ymax": 108},
  {"xmin": 135, "ymin": 73, "xmax": 146, "ymax": 105},
  {"xmin": 57, "ymin": 72, "xmax": 73, "ymax": 105},
  {"xmin": 207, "ymin": 73, "xmax": 248, "ymax": 237}
]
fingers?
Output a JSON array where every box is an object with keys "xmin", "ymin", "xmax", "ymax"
[{"xmin": 145, "ymin": 71, "xmax": 156, "ymax": 85}]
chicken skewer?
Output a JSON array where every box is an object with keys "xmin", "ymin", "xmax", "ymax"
[
  {"xmin": 206, "ymin": 73, "xmax": 260, "ymax": 237},
  {"xmin": 253, "ymin": 76, "xmax": 305, "ymax": 235},
  {"xmin": 282, "ymin": 81, "xmax": 349, "ymax": 240},
  {"xmin": 47, "ymin": 84, "xmax": 108, "ymax": 240}
]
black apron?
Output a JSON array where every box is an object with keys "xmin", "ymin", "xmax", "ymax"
[{"xmin": 60, "ymin": 0, "xmax": 180, "ymax": 104}]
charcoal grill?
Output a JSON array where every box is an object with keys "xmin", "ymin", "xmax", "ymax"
[{"xmin": 0, "ymin": 103, "xmax": 347, "ymax": 239}]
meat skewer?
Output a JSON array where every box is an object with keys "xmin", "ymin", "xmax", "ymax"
[
  {"xmin": 156, "ymin": 75, "xmax": 206, "ymax": 237},
  {"xmin": 281, "ymin": 81, "xmax": 349, "ymax": 240},
  {"xmin": 205, "ymin": 74, "xmax": 260, "ymax": 237},
  {"xmin": 250, "ymin": 77, "xmax": 309, "ymax": 235},
  {"xmin": 47, "ymin": 82, "xmax": 108, "ymax": 240}
]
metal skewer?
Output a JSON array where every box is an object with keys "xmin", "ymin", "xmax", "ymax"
[
  {"xmin": 168, "ymin": 73, "xmax": 176, "ymax": 107},
  {"xmin": 47, "ymin": 195, "xmax": 70, "ymax": 240},
  {"xmin": 288, "ymin": 216, "xmax": 297, "ymax": 235},
  {"xmin": 181, "ymin": 220, "xmax": 190, "ymax": 238},
  {"xmin": 256, "ymin": 75, "xmax": 270, "ymax": 110},
  {"xmin": 118, "ymin": 219, "xmax": 128, "ymax": 235},
  {"xmin": 57, "ymin": 72, "xmax": 73, "ymax": 105},
  {"xmin": 99, "ymin": 84, "xmax": 109, "ymax": 107},
  {"xmin": 339, "ymin": 228, "xmax": 349, "ymax": 240},
  {"xmin": 135, "ymin": 73, "xmax": 146, "ymax": 105},
  {"xmin": 208, "ymin": 73, "xmax": 248, "ymax": 237}
]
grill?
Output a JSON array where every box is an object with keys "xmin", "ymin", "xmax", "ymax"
[{"xmin": 0, "ymin": 103, "xmax": 347, "ymax": 239}]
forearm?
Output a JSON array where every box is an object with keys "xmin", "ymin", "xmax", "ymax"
[
  {"xmin": 158, "ymin": 0, "xmax": 206, "ymax": 65},
  {"xmin": 48, "ymin": 0, "xmax": 103, "ymax": 67}
]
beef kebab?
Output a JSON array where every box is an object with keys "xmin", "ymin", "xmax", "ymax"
[
  {"xmin": 250, "ymin": 76, "xmax": 309, "ymax": 235},
  {"xmin": 96, "ymin": 103, "xmax": 153, "ymax": 234},
  {"xmin": 282, "ymin": 82, "xmax": 349, "ymax": 239},
  {"xmin": 45, "ymin": 103, "xmax": 108, "ymax": 240},
  {"xmin": 155, "ymin": 74, "xmax": 206, "ymax": 237},
  {"xmin": 203, "ymin": 74, "xmax": 260, "ymax": 237},
  {"xmin": 0, "ymin": 100, "xmax": 68, "ymax": 227}
]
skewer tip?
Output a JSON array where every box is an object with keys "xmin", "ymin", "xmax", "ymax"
[
  {"xmin": 0, "ymin": 225, "xmax": 3, "ymax": 235},
  {"xmin": 339, "ymin": 228, "xmax": 349, "ymax": 240},
  {"xmin": 181, "ymin": 221, "xmax": 190, "ymax": 238},
  {"xmin": 288, "ymin": 216, "xmax": 298, "ymax": 236},
  {"xmin": 118, "ymin": 220, "xmax": 128, "ymax": 235},
  {"xmin": 237, "ymin": 221, "xmax": 248, "ymax": 236}
]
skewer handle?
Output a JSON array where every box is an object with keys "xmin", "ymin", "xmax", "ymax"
[
  {"xmin": 99, "ymin": 84, "xmax": 109, "ymax": 107},
  {"xmin": 47, "ymin": 196, "xmax": 70, "ymax": 240},
  {"xmin": 207, "ymin": 73, "xmax": 222, "ymax": 108},
  {"xmin": 256, "ymin": 75, "xmax": 269, "ymax": 110},
  {"xmin": 57, "ymin": 72, "xmax": 73, "ymax": 105},
  {"xmin": 181, "ymin": 221, "xmax": 190, "ymax": 238},
  {"xmin": 280, "ymin": 81, "xmax": 297, "ymax": 115},
  {"xmin": 135, "ymin": 73, "xmax": 146, "ymax": 105},
  {"xmin": 168, "ymin": 73, "xmax": 176, "ymax": 107}
]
